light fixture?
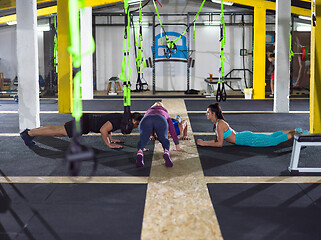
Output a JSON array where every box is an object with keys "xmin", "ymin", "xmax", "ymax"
[
  {"xmin": 298, "ymin": 15, "xmax": 311, "ymax": 21},
  {"xmin": 296, "ymin": 24, "xmax": 311, "ymax": 32},
  {"xmin": 7, "ymin": 21, "xmax": 17, "ymax": 25},
  {"xmin": 128, "ymin": 0, "xmax": 141, "ymax": 5},
  {"xmin": 211, "ymin": 0, "xmax": 233, "ymax": 6},
  {"xmin": 37, "ymin": 24, "xmax": 50, "ymax": 32}
]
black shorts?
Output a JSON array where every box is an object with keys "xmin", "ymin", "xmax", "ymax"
[{"xmin": 64, "ymin": 114, "xmax": 90, "ymax": 138}]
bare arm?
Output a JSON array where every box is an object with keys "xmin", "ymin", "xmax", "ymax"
[
  {"xmin": 197, "ymin": 122, "xmax": 224, "ymax": 147},
  {"xmin": 179, "ymin": 120, "xmax": 191, "ymax": 140},
  {"xmin": 100, "ymin": 121, "xmax": 123, "ymax": 149}
]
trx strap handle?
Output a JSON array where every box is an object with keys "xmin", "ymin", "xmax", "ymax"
[
  {"xmin": 119, "ymin": 0, "xmax": 134, "ymax": 134},
  {"xmin": 54, "ymin": 16, "xmax": 58, "ymax": 74},
  {"xmin": 134, "ymin": 0, "xmax": 148, "ymax": 91},
  {"xmin": 216, "ymin": 0, "xmax": 227, "ymax": 102},
  {"xmin": 65, "ymin": 0, "xmax": 96, "ymax": 176}
]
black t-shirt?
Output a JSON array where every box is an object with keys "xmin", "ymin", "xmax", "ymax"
[{"xmin": 86, "ymin": 113, "xmax": 123, "ymax": 133}]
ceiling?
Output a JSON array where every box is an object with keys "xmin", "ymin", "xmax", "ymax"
[{"xmin": 0, "ymin": 0, "xmax": 312, "ymax": 20}]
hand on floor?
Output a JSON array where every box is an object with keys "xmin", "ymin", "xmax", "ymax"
[
  {"xmin": 179, "ymin": 136, "xmax": 191, "ymax": 140},
  {"xmin": 111, "ymin": 139, "xmax": 124, "ymax": 143},
  {"xmin": 109, "ymin": 144, "xmax": 123, "ymax": 149}
]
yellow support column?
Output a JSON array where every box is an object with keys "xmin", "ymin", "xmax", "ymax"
[
  {"xmin": 310, "ymin": 0, "xmax": 321, "ymax": 133},
  {"xmin": 57, "ymin": 0, "xmax": 72, "ymax": 113},
  {"xmin": 253, "ymin": 6, "xmax": 266, "ymax": 99}
]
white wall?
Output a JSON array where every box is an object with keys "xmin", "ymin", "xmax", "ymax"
[
  {"xmin": 0, "ymin": 26, "xmax": 17, "ymax": 80},
  {"xmin": 95, "ymin": 16, "xmax": 253, "ymax": 92},
  {"xmin": 0, "ymin": 25, "xmax": 45, "ymax": 82},
  {"xmin": 38, "ymin": 31, "xmax": 45, "ymax": 78},
  {"xmin": 0, "ymin": 0, "xmax": 253, "ymax": 92}
]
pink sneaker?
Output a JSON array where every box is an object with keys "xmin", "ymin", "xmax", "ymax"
[
  {"xmin": 136, "ymin": 152, "xmax": 144, "ymax": 167},
  {"xmin": 163, "ymin": 151, "xmax": 173, "ymax": 167}
]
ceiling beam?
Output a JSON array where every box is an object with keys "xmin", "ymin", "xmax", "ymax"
[
  {"xmin": 230, "ymin": 0, "xmax": 311, "ymax": 16},
  {"xmin": 0, "ymin": 0, "xmax": 312, "ymax": 25},
  {"xmin": 0, "ymin": 0, "xmax": 53, "ymax": 11},
  {"xmin": 0, "ymin": 6, "xmax": 57, "ymax": 24}
]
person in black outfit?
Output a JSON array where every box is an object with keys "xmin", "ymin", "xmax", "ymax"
[{"xmin": 20, "ymin": 112, "xmax": 143, "ymax": 149}]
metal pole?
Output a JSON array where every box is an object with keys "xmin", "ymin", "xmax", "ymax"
[
  {"xmin": 187, "ymin": 13, "xmax": 190, "ymax": 91},
  {"xmin": 153, "ymin": 14, "xmax": 156, "ymax": 94},
  {"xmin": 48, "ymin": 17, "xmax": 53, "ymax": 93},
  {"xmin": 92, "ymin": 15, "xmax": 97, "ymax": 91}
]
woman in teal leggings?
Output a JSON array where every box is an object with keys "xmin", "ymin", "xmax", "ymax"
[{"xmin": 196, "ymin": 103, "xmax": 303, "ymax": 148}]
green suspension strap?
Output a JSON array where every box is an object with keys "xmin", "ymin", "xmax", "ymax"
[
  {"xmin": 54, "ymin": 16, "xmax": 58, "ymax": 74},
  {"xmin": 65, "ymin": 0, "xmax": 96, "ymax": 176},
  {"xmin": 119, "ymin": 0, "xmax": 134, "ymax": 134},
  {"xmin": 290, "ymin": 21, "xmax": 294, "ymax": 61},
  {"xmin": 152, "ymin": 0, "xmax": 206, "ymax": 58},
  {"xmin": 135, "ymin": 0, "xmax": 147, "ymax": 91},
  {"xmin": 216, "ymin": 0, "xmax": 227, "ymax": 102}
]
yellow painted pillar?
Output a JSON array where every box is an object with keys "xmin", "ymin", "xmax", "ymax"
[
  {"xmin": 310, "ymin": 0, "xmax": 321, "ymax": 133},
  {"xmin": 253, "ymin": 6, "xmax": 266, "ymax": 99},
  {"xmin": 57, "ymin": 0, "xmax": 72, "ymax": 113}
]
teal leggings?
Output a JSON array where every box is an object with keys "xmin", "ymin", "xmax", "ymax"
[{"xmin": 235, "ymin": 130, "xmax": 288, "ymax": 147}]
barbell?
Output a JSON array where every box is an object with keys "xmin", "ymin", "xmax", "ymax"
[{"xmin": 293, "ymin": 46, "xmax": 309, "ymax": 61}]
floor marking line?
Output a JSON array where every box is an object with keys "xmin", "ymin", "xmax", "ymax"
[
  {"xmin": 0, "ymin": 176, "xmax": 149, "ymax": 184},
  {"xmin": 205, "ymin": 176, "xmax": 321, "ymax": 184},
  {"xmin": 140, "ymin": 99, "xmax": 223, "ymax": 240},
  {"xmin": 1, "ymin": 111, "xmax": 309, "ymax": 114},
  {"xmin": 189, "ymin": 111, "xmax": 310, "ymax": 114},
  {"xmin": 0, "ymin": 132, "xmax": 305, "ymax": 137}
]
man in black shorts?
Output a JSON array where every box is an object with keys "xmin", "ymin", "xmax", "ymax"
[{"xmin": 20, "ymin": 112, "xmax": 143, "ymax": 149}]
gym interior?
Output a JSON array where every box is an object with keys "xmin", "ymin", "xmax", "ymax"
[{"xmin": 1, "ymin": 0, "xmax": 321, "ymax": 239}]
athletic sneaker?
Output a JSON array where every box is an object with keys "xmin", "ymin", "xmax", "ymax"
[
  {"xmin": 136, "ymin": 152, "xmax": 144, "ymax": 167},
  {"xmin": 295, "ymin": 128, "xmax": 303, "ymax": 134},
  {"xmin": 20, "ymin": 128, "xmax": 35, "ymax": 146},
  {"xmin": 163, "ymin": 150, "xmax": 173, "ymax": 167},
  {"xmin": 295, "ymin": 128, "xmax": 309, "ymax": 134}
]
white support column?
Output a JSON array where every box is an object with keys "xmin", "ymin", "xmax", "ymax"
[
  {"xmin": 80, "ymin": 7, "xmax": 94, "ymax": 100},
  {"xmin": 274, "ymin": 0, "xmax": 291, "ymax": 112},
  {"xmin": 16, "ymin": 0, "xmax": 40, "ymax": 131}
]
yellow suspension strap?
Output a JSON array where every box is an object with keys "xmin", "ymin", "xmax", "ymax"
[
  {"xmin": 152, "ymin": 0, "xmax": 206, "ymax": 58},
  {"xmin": 216, "ymin": 0, "xmax": 227, "ymax": 102},
  {"xmin": 65, "ymin": 0, "xmax": 96, "ymax": 176},
  {"xmin": 119, "ymin": 0, "xmax": 134, "ymax": 134}
]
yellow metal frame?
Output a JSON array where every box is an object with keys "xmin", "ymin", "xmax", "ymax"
[
  {"xmin": 252, "ymin": 6, "xmax": 266, "ymax": 99},
  {"xmin": 57, "ymin": 0, "xmax": 72, "ymax": 113},
  {"xmin": 0, "ymin": 6, "xmax": 57, "ymax": 24},
  {"xmin": 310, "ymin": 0, "xmax": 321, "ymax": 133},
  {"xmin": 0, "ymin": 0, "xmax": 122, "ymax": 24},
  {"xmin": 0, "ymin": 0, "xmax": 312, "ymax": 104}
]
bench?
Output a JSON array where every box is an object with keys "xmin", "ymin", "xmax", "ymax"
[
  {"xmin": 288, "ymin": 133, "xmax": 321, "ymax": 174},
  {"xmin": 204, "ymin": 77, "xmax": 242, "ymax": 97}
]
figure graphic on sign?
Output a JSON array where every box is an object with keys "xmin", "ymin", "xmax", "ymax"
[{"xmin": 293, "ymin": 36, "xmax": 310, "ymax": 89}]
